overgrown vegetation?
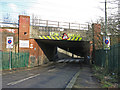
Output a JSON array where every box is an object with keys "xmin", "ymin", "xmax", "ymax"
[{"xmin": 92, "ymin": 65, "xmax": 119, "ymax": 88}]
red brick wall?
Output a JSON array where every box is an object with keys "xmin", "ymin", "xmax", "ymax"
[
  {"xmin": 19, "ymin": 15, "xmax": 30, "ymax": 52},
  {"xmin": 0, "ymin": 28, "xmax": 18, "ymax": 52},
  {"xmin": 19, "ymin": 15, "xmax": 48, "ymax": 67},
  {"xmin": 29, "ymin": 39, "xmax": 45, "ymax": 66},
  {"xmin": 92, "ymin": 24, "xmax": 102, "ymax": 50},
  {"xmin": 89, "ymin": 41, "xmax": 93, "ymax": 57}
]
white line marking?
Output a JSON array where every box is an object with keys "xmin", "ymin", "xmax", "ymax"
[
  {"xmin": 75, "ymin": 59, "xmax": 80, "ymax": 62},
  {"xmin": 48, "ymin": 69, "xmax": 56, "ymax": 72},
  {"xmin": 7, "ymin": 74, "xmax": 40, "ymax": 86},
  {"xmin": 70, "ymin": 59, "xmax": 74, "ymax": 62},
  {"xmin": 64, "ymin": 60, "xmax": 69, "ymax": 62},
  {"xmin": 57, "ymin": 60, "xmax": 64, "ymax": 63}
]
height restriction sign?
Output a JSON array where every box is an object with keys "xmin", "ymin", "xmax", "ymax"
[
  {"xmin": 103, "ymin": 36, "xmax": 110, "ymax": 50},
  {"xmin": 6, "ymin": 36, "xmax": 13, "ymax": 48}
]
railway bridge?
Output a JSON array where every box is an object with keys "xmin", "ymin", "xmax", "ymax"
[{"xmin": 18, "ymin": 15, "xmax": 97, "ymax": 66}]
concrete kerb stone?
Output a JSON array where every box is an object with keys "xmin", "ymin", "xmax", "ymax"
[{"xmin": 65, "ymin": 70, "xmax": 80, "ymax": 89}]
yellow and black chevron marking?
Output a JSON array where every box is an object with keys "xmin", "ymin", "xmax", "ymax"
[{"xmin": 39, "ymin": 36, "xmax": 82, "ymax": 41}]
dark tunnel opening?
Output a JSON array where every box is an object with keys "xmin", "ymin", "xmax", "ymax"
[{"xmin": 35, "ymin": 39, "xmax": 90, "ymax": 61}]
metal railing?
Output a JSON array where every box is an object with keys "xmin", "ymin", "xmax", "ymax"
[
  {"xmin": 0, "ymin": 18, "xmax": 89, "ymax": 30},
  {"xmin": 95, "ymin": 43, "xmax": 120, "ymax": 73},
  {"xmin": 31, "ymin": 19, "xmax": 88, "ymax": 30},
  {"xmin": 1, "ymin": 51, "xmax": 29, "ymax": 70}
]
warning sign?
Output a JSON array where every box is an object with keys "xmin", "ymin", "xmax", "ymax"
[
  {"xmin": 62, "ymin": 33, "xmax": 69, "ymax": 40},
  {"xmin": 6, "ymin": 37, "xmax": 13, "ymax": 48}
]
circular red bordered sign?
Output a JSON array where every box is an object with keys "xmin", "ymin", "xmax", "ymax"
[
  {"xmin": 105, "ymin": 39, "xmax": 109, "ymax": 44},
  {"xmin": 8, "ymin": 39, "xmax": 12, "ymax": 44}
]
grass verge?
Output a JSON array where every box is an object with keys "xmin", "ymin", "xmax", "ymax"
[{"xmin": 92, "ymin": 65, "xmax": 119, "ymax": 88}]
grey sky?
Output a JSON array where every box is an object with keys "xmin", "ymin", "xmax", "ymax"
[{"xmin": 0, "ymin": 0, "xmax": 118, "ymax": 23}]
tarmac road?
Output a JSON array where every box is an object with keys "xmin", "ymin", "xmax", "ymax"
[{"xmin": 2, "ymin": 59, "xmax": 81, "ymax": 88}]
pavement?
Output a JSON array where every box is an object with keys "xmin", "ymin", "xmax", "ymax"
[{"xmin": 72, "ymin": 65, "xmax": 101, "ymax": 88}]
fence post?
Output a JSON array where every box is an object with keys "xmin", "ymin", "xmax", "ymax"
[
  {"xmin": 24, "ymin": 53, "xmax": 26, "ymax": 67},
  {"xmin": 58, "ymin": 22, "xmax": 59, "ymax": 28},
  {"xmin": 69, "ymin": 23, "xmax": 70, "ymax": 29},
  {"xmin": 22, "ymin": 53, "xmax": 23, "ymax": 67},
  {"xmin": 9, "ymin": 51, "xmax": 12, "ymax": 70}
]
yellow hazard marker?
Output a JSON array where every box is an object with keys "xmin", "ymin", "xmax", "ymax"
[
  {"xmin": 79, "ymin": 37, "xmax": 82, "ymax": 41},
  {"xmin": 59, "ymin": 37, "xmax": 62, "ymax": 40},
  {"xmin": 39, "ymin": 35, "xmax": 82, "ymax": 41},
  {"xmin": 55, "ymin": 36, "xmax": 59, "ymax": 40},
  {"xmin": 67, "ymin": 37, "xmax": 71, "ymax": 40},
  {"xmin": 71, "ymin": 37, "xmax": 75, "ymax": 41},
  {"xmin": 43, "ymin": 36, "xmax": 47, "ymax": 39},
  {"xmin": 51, "ymin": 36, "xmax": 55, "ymax": 40},
  {"xmin": 75, "ymin": 37, "xmax": 79, "ymax": 41},
  {"xmin": 39, "ymin": 36, "xmax": 43, "ymax": 39},
  {"xmin": 47, "ymin": 36, "xmax": 51, "ymax": 39}
]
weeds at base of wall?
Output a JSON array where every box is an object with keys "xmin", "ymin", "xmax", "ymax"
[
  {"xmin": 29, "ymin": 55, "xmax": 49, "ymax": 67},
  {"xmin": 43, "ymin": 57, "xmax": 49, "ymax": 64},
  {"xmin": 92, "ymin": 65, "xmax": 118, "ymax": 88}
]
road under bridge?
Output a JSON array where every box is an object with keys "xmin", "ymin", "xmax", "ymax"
[{"xmin": 35, "ymin": 39, "xmax": 90, "ymax": 61}]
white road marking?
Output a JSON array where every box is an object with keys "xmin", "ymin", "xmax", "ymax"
[
  {"xmin": 57, "ymin": 59, "xmax": 64, "ymax": 63},
  {"xmin": 75, "ymin": 59, "xmax": 80, "ymax": 62},
  {"xmin": 7, "ymin": 74, "xmax": 40, "ymax": 86},
  {"xmin": 69, "ymin": 59, "xmax": 74, "ymax": 62},
  {"xmin": 48, "ymin": 69, "xmax": 56, "ymax": 72},
  {"xmin": 64, "ymin": 59, "xmax": 69, "ymax": 63}
]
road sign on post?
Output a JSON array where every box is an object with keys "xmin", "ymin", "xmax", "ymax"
[
  {"xmin": 103, "ymin": 36, "xmax": 110, "ymax": 50},
  {"xmin": 6, "ymin": 36, "xmax": 13, "ymax": 70},
  {"xmin": 6, "ymin": 37, "xmax": 13, "ymax": 48}
]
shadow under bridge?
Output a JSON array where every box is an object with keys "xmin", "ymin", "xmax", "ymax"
[{"xmin": 35, "ymin": 39, "xmax": 90, "ymax": 61}]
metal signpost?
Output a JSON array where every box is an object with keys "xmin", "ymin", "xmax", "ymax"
[
  {"xmin": 104, "ymin": 0, "xmax": 109, "ymax": 69},
  {"xmin": 6, "ymin": 36, "xmax": 13, "ymax": 70}
]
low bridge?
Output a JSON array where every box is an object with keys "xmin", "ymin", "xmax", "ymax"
[
  {"xmin": 30, "ymin": 19, "xmax": 90, "ymax": 41},
  {"xmin": 29, "ymin": 19, "xmax": 91, "ymax": 61},
  {"xmin": 18, "ymin": 15, "xmax": 92, "ymax": 65}
]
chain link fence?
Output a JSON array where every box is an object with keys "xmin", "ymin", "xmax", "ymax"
[{"xmin": 1, "ymin": 52, "xmax": 29, "ymax": 70}]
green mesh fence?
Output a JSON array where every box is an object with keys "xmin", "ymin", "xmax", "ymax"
[
  {"xmin": 2, "ymin": 52, "xmax": 29, "ymax": 70},
  {"xmin": 2, "ymin": 52, "xmax": 9, "ymax": 69},
  {"xmin": 95, "ymin": 43, "xmax": 120, "ymax": 73},
  {"xmin": 95, "ymin": 49, "xmax": 106, "ymax": 67},
  {"xmin": 108, "ymin": 44, "xmax": 119, "ymax": 73}
]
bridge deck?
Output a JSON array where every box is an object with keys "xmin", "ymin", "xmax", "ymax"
[{"xmin": 30, "ymin": 19, "xmax": 91, "ymax": 41}]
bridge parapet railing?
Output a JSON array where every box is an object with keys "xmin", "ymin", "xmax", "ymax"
[
  {"xmin": 31, "ymin": 19, "xmax": 88, "ymax": 30},
  {"xmin": 30, "ymin": 19, "xmax": 91, "ymax": 41}
]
